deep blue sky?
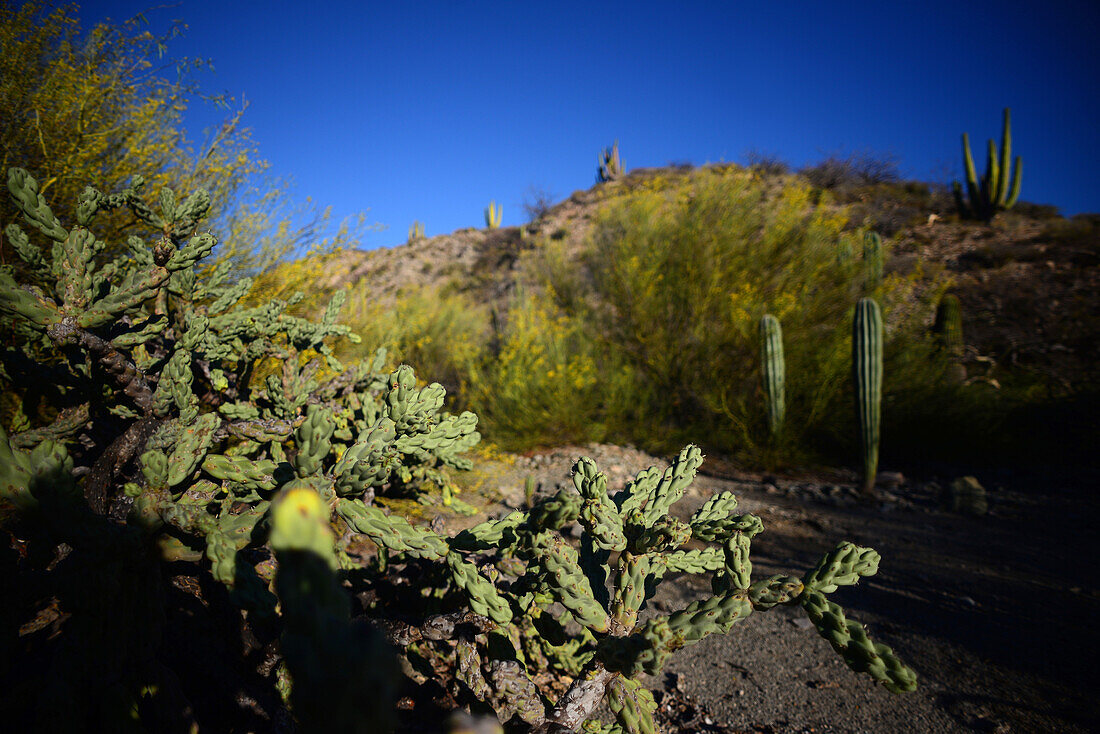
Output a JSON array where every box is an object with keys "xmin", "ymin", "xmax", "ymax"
[{"xmin": 82, "ymin": 1, "xmax": 1100, "ymax": 249}]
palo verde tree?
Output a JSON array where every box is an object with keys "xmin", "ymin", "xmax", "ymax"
[{"xmin": 0, "ymin": 1, "xmax": 369, "ymax": 277}]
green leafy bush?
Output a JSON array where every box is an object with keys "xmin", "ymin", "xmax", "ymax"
[{"xmin": 530, "ymin": 167, "xmax": 939, "ymax": 464}]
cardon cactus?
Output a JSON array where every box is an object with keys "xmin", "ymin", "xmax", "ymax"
[
  {"xmin": 853, "ymin": 297, "xmax": 883, "ymax": 497},
  {"xmin": 597, "ymin": 141, "xmax": 623, "ymax": 183},
  {"xmin": 353, "ymin": 446, "xmax": 915, "ymax": 733},
  {"xmin": 0, "ymin": 167, "xmax": 480, "ymax": 729},
  {"xmin": 953, "ymin": 108, "xmax": 1022, "ymax": 223},
  {"xmin": 485, "ymin": 200, "xmax": 502, "ymax": 229},
  {"xmin": 759, "ymin": 314, "xmax": 785, "ymax": 437}
]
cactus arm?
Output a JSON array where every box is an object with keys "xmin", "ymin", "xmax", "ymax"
[
  {"xmin": 641, "ymin": 444, "xmax": 703, "ymax": 526},
  {"xmin": 801, "ymin": 591, "xmax": 917, "ymax": 693},
  {"xmin": 961, "ymin": 133, "xmax": 981, "ymax": 215},
  {"xmin": 1006, "ymin": 155, "xmax": 1022, "ymax": 207},
  {"xmin": 606, "ymin": 674, "xmax": 658, "ymax": 734},
  {"xmin": 984, "ymin": 139, "xmax": 1000, "ymax": 215},
  {"xmin": 997, "ymin": 107, "xmax": 1012, "ymax": 205},
  {"xmin": 335, "ymin": 497, "xmax": 449, "ymax": 560}
]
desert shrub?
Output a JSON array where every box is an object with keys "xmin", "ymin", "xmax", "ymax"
[
  {"xmin": 1009, "ymin": 201, "xmax": 1061, "ymax": 220},
  {"xmin": 1039, "ymin": 213, "xmax": 1100, "ymax": 248},
  {"xmin": 461, "ymin": 289, "xmax": 625, "ymax": 448},
  {"xmin": 522, "ymin": 184, "xmax": 557, "ymax": 222},
  {"xmin": 339, "ymin": 284, "xmax": 490, "ymax": 399},
  {"xmin": 800, "ymin": 151, "xmax": 901, "ymax": 192},
  {"xmin": 533, "ymin": 168, "xmax": 946, "ymax": 465},
  {"xmin": 743, "ymin": 149, "xmax": 791, "ymax": 176}
]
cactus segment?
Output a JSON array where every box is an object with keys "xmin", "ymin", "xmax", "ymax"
[
  {"xmin": 606, "ymin": 674, "xmax": 658, "ymax": 734},
  {"xmin": 802, "ymin": 591, "xmax": 917, "ymax": 693},
  {"xmin": 759, "ymin": 314, "xmax": 786, "ymax": 436},
  {"xmin": 803, "ymin": 542, "xmax": 880, "ymax": 594},
  {"xmin": 853, "ymin": 297, "xmax": 883, "ymax": 497}
]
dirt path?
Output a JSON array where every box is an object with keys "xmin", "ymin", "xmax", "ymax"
[{"xmin": 454, "ymin": 444, "xmax": 1100, "ymax": 733}]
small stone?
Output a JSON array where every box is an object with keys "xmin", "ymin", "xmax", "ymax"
[
  {"xmin": 790, "ymin": 617, "xmax": 814, "ymax": 630},
  {"xmin": 764, "ymin": 483, "xmax": 781, "ymax": 495},
  {"xmin": 943, "ymin": 476, "xmax": 988, "ymax": 516}
]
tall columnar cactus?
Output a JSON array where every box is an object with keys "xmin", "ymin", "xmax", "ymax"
[
  {"xmin": 759, "ymin": 314, "xmax": 786, "ymax": 438},
  {"xmin": 953, "ymin": 108, "xmax": 1022, "ymax": 222},
  {"xmin": 351, "ymin": 446, "xmax": 915, "ymax": 732},
  {"xmin": 485, "ymin": 200, "xmax": 502, "ymax": 229},
  {"xmin": 863, "ymin": 231, "xmax": 884, "ymax": 289},
  {"xmin": 933, "ymin": 294, "xmax": 964, "ymax": 356},
  {"xmin": 408, "ymin": 220, "xmax": 425, "ymax": 242},
  {"xmin": 853, "ymin": 298, "xmax": 883, "ymax": 497},
  {"xmin": 597, "ymin": 141, "xmax": 623, "ymax": 183}
]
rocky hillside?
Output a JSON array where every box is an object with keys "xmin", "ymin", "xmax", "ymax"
[{"xmin": 297, "ymin": 164, "xmax": 1099, "ymax": 392}]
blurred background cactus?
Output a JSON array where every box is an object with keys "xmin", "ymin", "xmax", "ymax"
[
  {"xmin": 863, "ymin": 231, "xmax": 884, "ymax": 289},
  {"xmin": 759, "ymin": 314, "xmax": 786, "ymax": 438},
  {"xmin": 933, "ymin": 294, "xmax": 964, "ymax": 356},
  {"xmin": 485, "ymin": 200, "xmax": 502, "ymax": 229},
  {"xmin": 409, "ymin": 220, "xmax": 425, "ymax": 242},
  {"xmin": 953, "ymin": 108, "xmax": 1022, "ymax": 223},
  {"xmin": 853, "ymin": 298, "xmax": 883, "ymax": 497},
  {"xmin": 597, "ymin": 141, "xmax": 623, "ymax": 183}
]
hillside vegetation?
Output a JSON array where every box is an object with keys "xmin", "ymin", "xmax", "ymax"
[{"xmin": 262, "ymin": 162, "xmax": 1099, "ymax": 474}]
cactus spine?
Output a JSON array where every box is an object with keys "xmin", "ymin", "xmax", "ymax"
[
  {"xmin": 597, "ymin": 140, "xmax": 623, "ymax": 183},
  {"xmin": 759, "ymin": 314, "xmax": 785, "ymax": 437},
  {"xmin": 953, "ymin": 108, "xmax": 1022, "ymax": 222},
  {"xmin": 853, "ymin": 298, "xmax": 883, "ymax": 497},
  {"xmin": 863, "ymin": 231, "xmax": 883, "ymax": 288},
  {"xmin": 485, "ymin": 200, "xmax": 502, "ymax": 229}
]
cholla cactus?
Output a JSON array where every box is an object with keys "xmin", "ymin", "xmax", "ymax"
[
  {"xmin": 352, "ymin": 446, "xmax": 916, "ymax": 732},
  {"xmin": 0, "ymin": 167, "xmax": 479, "ymax": 729}
]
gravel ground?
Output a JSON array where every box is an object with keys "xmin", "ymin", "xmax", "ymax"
[{"xmin": 452, "ymin": 443, "xmax": 1100, "ymax": 734}]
